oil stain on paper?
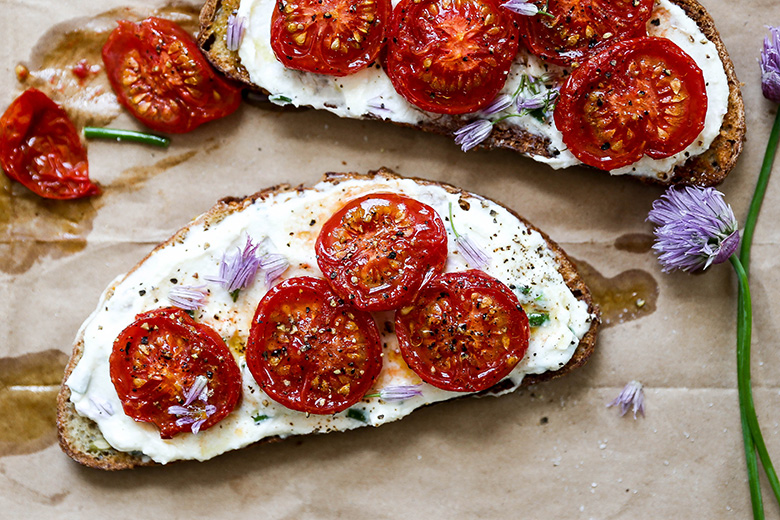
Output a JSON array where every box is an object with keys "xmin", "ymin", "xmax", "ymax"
[
  {"xmin": 575, "ymin": 259, "xmax": 659, "ymax": 328},
  {"xmin": 0, "ymin": 350, "xmax": 68, "ymax": 457}
]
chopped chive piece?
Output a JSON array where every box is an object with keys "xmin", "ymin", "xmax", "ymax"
[
  {"xmin": 520, "ymin": 286, "xmax": 532, "ymax": 295},
  {"xmin": 83, "ymin": 127, "xmax": 170, "ymax": 147},
  {"xmin": 230, "ymin": 289, "xmax": 241, "ymax": 302},
  {"xmin": 269, "ymin": 94, "xmax": 292, "ymax": 104},
  {"xmin": 528, "ymin": 107, "xmax": 547, "ymax": 122},
  {"xmin": 528, "ymin": 313, "xmax": 549, "ymax": 327},
  {"xmin": 346, "ymin": 408, "xmax": 368, "ymax": 423},
  {"xmin": 252, "ymin": 413, "xmax": 270, "ymax": 424}
]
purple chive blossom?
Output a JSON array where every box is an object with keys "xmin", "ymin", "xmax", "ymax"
[
  {"xmin": 89, "ymin": 396, "xmax": 114, "ymax": 417},
  {"xmin": 206, "ymin": 236, "xmax": 263, "ymax": 294},
  {"xmin": 607, "ymin": 381, "xmax": 645, "ymax": 419},
  {"xmin": 454, "ymin": 119, "xmax": 493, "ymax": 152},
  {"xmin": 260, "ymin": 253, "xmax": 289, "ymax": 285},
  {"xmin": 226, "ymin": 13, "xmax": 247, "ymax": 52},
  {"xmin": 367, "ymin": 96, "xmax": 393, "ymax": 117},
  {"xmin": 168, "ymin": 284, "xmax": 209, "ymax": 311},
  {"xmin": 761, "ymin": 26, "xmax": 780, "ymax": 103},
  {"xmin": 167, "ymin": 376, "xmax": 216, "ymax": 434},
  {"xmin": 501, "ymin": 0, "xmax": 539, "ymax": 16},
  {"xmin": 367, "ymin": 384, "xmax": 424, "ymax": 401},
  {"xmin": 647, "ymin": 187, "xmax": 740, "ymax": 273},
  {"xmin": 481, "ymin": 94, "xmax": 514, "ymax": 116}
]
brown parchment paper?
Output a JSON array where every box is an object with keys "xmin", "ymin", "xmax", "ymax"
[{"xmin": 2, "ymin": 0, "xmax": 780, "ymax": 517}]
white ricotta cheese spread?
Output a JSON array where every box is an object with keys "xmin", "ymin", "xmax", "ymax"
[
  {"xmin": 67, "ymin": 175, "xmax": 594, "ymax": 463},
  {"xmin": 236, "ymin": 0, "xmax": 729, "ymax": 181}
]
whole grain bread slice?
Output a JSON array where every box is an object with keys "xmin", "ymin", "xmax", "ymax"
[
  {"xmin": 197, "ymin": 0, "xmax": 745, "ymax": 187},
  {"xmin": 57, "ymin": 168, "xmax": 600, "ymax": 470}
]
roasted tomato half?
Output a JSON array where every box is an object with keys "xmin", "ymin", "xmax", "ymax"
[
  {"xmin": 0, "ymin": 88, "xmax": 99, "ymax": 199},
  {"xmin": 385, "ymin": 0, "xmax": 520, "ymax": 114},
  {"xmin": 110, "ymin": 307, "xmax": 242, "ymax": 439},
  {"xmin": 102, "ymin": 17, "xmax": 242, "ymax": 133},
  {"xmin": 246, "ymin": 277, "xmax": 382, "ymax": 414},
  {"xmin": 271, "ymin": 0, "xmax": 391, "ymax": 76},
  {"xmin": 517, "ymin": 0, "xmax": 654, "ymax": 65},
  {"xmin": 316, "ymin": 193, "xmax": 448, "ymax": 311},
  {"xmin": 395, "ymin": 270, "xmax": 530, "ymax": 392},
  {"xmin": 554, "ymin": 37, "xmax": 707, "ymax": 170}
]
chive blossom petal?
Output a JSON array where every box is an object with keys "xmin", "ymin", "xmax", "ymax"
[
  {"xmin": 168, "ymin": 284, "xmax": 209, "ymax": 311},
  {"xmin": 454, "ymin": 119, "xmax": 493, "ymax": 152},
  {"xmin": 500, "ymin": 0, "xmax": 539, "ymax": 16},
  {"xmin": 168, "ymin": 376, "xmax": 217, "ymax": 434},
  {"xmin": 607, "ymin": 381, "xmax": 645, "ymax": 419},
  {"xmin": 481, "ymin": 94, "xmax": 514, "ymax": 116},
  {"xmin": 89, "ymin": 396, "xmax": 114, "ymax": 417},
  {"xmin": 226, "ymin": 13, "xmax": 247, "ymax": 52},
  {"xmin": 260, "ymin": 252, "xmax": 289, "ymax": 285},
  {"xmin": 366, "ymin": 384, "xmax": 424, "ymax": 401},
  {"xmin": 367, "ymin": 96, "xmax": 394, "ymax": 117}
]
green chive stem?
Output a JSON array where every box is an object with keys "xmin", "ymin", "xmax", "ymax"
[
  {"xmin": 83, "ymin": 127, "xmax": 170, "ymax": 148},
  {"xmin": 736, "ymin": 105, "xmax": 780, "ymax": 510},
  {"xmin": 448, "ymin": 202, "xmax": 461, "ymax": 238},
  {"xmin": 740, "ymin": 108, "xmax": 780, "ymax": 272},
  {"xmin": 732, "ymin": 255, "xmax": 764, "ymax": 519}
]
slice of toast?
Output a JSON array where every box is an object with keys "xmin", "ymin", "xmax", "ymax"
[
  {"xmin": 197, "ymin": 0, "xmax": 745, "ymax": 187},
  {"xmin": 57, "ymin": 168, "xmax": 600, "ymax": 470}
]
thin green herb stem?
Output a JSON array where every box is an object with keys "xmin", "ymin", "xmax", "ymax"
[
  {"xmin": 448, "ymin": 202, "xmax": 461, "ymax": 238},
  {"xmin": 736, "ymin": 106, "xmax": 780, "ymax": 508},
  {"xmin": 740, "ymin": 109, "xmax": 780, "ymax": 272},
  {"xmin": 83, "ymin": 127, "xmax": 170, "ymax": 148},
  {"xmin": 732, "ymin": 255, "xmax": 763, "ymax": 519}
]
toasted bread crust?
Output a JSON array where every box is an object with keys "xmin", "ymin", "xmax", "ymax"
[
  {"xmin": 198, "ymin": 0, "xmax": 745, "ymax": 186},
  {"xmin": 57, "ymin": 169, "xmax": 600, "ymax": 470}
]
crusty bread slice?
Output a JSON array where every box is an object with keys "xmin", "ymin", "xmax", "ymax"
[
  {"xmin": 197, "ymin": 0, "xmax": 745, "ymax": 187},
  {"xmin": 57, "ymin": 168, "xmax": 600, "ymax": 470}
]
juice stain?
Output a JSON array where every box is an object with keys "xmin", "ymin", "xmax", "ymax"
[{"xmin": 0, "ymin": 350, "xmax": 69, "ymax": 457}]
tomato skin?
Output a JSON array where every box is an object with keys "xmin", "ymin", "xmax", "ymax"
[
  {"xmin": 0, "ymin": 88, "xmax": 99, "ymax": 200},
  {"xmin": 554, "ymin": 37, "xmax": 708, "ymax": 170},
  {"xmin": 316, "ymin": 193, "xmax": 448, "ymax": 312},
  {"xmin": 385, "ymin": 0, "xmax": 520, "ymax": 114},
  {"xmin": 395, "ymin": 270, "xmax": 529, "ymax": 393},
  {"xmin": 102, "ymin": 17, "xmax": 242, "ymax": 134},
  {"xmin": 246, "ymin": 277, "xmax": 382, "ymax": 414},
  {"xmin": 271, "ymin": 0, "xmax": 391, "ymax": 76},
  {"xmin": 517, "ymin": 0, "xmax": 654, "ymax": 66},
  {"xmin": 110, "ymin": 307, "xmax": 242, "ymax": 439}
]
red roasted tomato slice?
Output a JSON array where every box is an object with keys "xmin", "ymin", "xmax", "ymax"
[
  {"xmin": 110, "ymin": 307, "xmax": 242, "ymax": 439},
  {"xmin": 517, "ymin": 0, "xmax": 654, "ymax": 66},
  {"xmin": 0, "ymin": 88, "xmax": 99, "ymax": 200},
  {"xmin": 395, "ymin": 270, "xmax": 529, "ymax": 392},
  {"xmin": 271, "ymin": 0, "xmax": 391, "ymax": 76},
  {"xmin": 316, "ymin": 193, "xmax": 448, "ymax": 311},
  {"xmin": 245, "ymin": 277, "xmax": 382, "ymax": 414},
  {"xmin": 554, "ymin": 37, "xmax": 707, "ymax": 170},
  {"xmin": 385, "ymin": 0, "xmax": 520, "ymax": 114},
  {"xmin": 102, "ymin": 17, "xmax": 242, "ymax": 133}
]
